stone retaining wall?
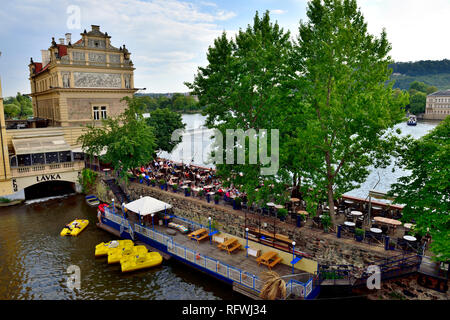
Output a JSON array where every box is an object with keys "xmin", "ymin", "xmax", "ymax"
[{"xmin": 123, "ymin": 182, "xmax": 398, "ymax": 269}]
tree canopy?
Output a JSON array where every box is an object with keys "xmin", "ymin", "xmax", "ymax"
[
  {"xmin": 145, "ymin": 107, "xmax": 186, "ymax": 153},
  {"xmin": 3, "ymin": 92, "xmax": 33, "ymax": 119},
  {"xmin": 389, "ymin": 116, "xmax": 450, "ymax": 261},
  {"xmin": 133, "ymin": 93, "xmax": 201, "ymax": 113},
  {"xmin": 289, "ymin": 0, "xmax": 407, "ymax": 223},
  {"xmin": 78, "ymin": 96, "xmax": 156, "ymax": 181},
  {"xmin": 186, "ymin": 11, "xmax": 294, "ymax": 207}
]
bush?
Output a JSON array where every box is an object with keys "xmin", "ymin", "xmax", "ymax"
[
  {"xmin": 355, "ymin": 228, "xmax": 365, "ymax": 237},
  {"xmin": 277, "ymin": 208, "xmax": 288, "ymax": 217},
  {"xmin": 159, "ymin": 179, "xmax": 166, "ymax": 185},
  {"xmin": 78, "ymin": 168, "xmax": 98, "ymax": 193}
]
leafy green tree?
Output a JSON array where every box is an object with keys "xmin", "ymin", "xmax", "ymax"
[
  {"xmin": 290, "ymin": 0, "xmax": 408, "ymax": 223},
  {"xmin": 78, "ymin": 96, "xmax": 156, "ymax": 181},
  {"xmin": 3, "ymin": 93, "xmax": 33, "ymax": 119},
  {"xmin": 145, "ymin": 108, "xmax": 186, "ymax": 153},
  {"xmin": 3, "ymin": 103, "xmax": 20, "ymax": 119},
  {"xmin": 426, "ymin": 85, "xmax": 438, "ymax": 95},
  {"xmin": 409, "ymin": 91, "xmax": 427, "ymax": 114},
  {"xmin": 409, "ymin": 81, "xmax": 428, "ymax": 94},
  {"xmin": 186, "ymin": 11, "xmax": 294, "ymax": 207},
  {"xmin": 389, "ymin": 117, "xmax": 449, "ymax": 261}
]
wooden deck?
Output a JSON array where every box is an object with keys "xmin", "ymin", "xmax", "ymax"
[{"xmin": 155, "ymin": 223, "xmax": 311, "ymax": 282}]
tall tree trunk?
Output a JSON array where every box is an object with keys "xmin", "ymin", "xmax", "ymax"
[{"xmin": 327, "ymin": 183, "xmax": 337, "ymax": 226}]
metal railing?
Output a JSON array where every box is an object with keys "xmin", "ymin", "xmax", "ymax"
[{"xmin": 103, "ymin": 207, "xmax": 313, "ymax": 299}]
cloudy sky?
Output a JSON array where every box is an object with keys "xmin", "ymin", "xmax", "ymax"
[{"xmin": 0, "ymin": 0, "xmax": 449, "ymax": 97}]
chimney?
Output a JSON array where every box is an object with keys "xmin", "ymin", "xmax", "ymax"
[
  {"xmin": 59, "ymin": 38, "xmax": 65, "ymax": 45},
  {"xmin": 65, "ymin": 33, "xmax": 72, "ymax": 44},
  {"xmin": 41, "ymin": 50, "xmax": 50, "ymax": 66},
  {"xmin": 91, "ymin": 25, "xmax": 100, "ymax": 32}
]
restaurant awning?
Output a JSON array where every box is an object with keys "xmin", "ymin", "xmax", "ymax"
[
  {"xmin": 12, "ymin": 134, "xmax": 71, "ymax": 155},
  {"xmin": 124, "ymin": 196, "xmax": 172, "ymax": 216}
]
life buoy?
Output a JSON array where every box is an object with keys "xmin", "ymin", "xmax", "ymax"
[{"xmin": 196, "ymin": 253, "xmax": 201, "ymax": 260}]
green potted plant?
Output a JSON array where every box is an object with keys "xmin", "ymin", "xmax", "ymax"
[
  {"xmin": 172, "ymin": 183, "xmax": 178, "ymax": 192},
  {"xmin": 321, "ymin": 214, "xmax": 331, "ymax": 232},
  {"xmin": 355, "ymin": 228, "xmax": 365, "ymax": 242},
  {"xmin": 150, "ymin": 178, "xmax": 156, "ymax": 187},
  {"xmin": 214, "ymin": 194, "xmax": 220, "ymax": 204},
  {"xmin": 185, "ymin": 187, "xmax": 191, "ymax": 197},
  {"xmin": 198, "ymin": 189, "xmax": 204, "ymax": 198},
  {"xmin": 277, "ymin": 208, "xmax": 288, "ymax": 221},
  {"xmin": 159, "ymin": 179, "xmax": 166, "ymax": 190}
]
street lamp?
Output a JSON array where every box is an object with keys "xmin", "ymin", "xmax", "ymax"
[
  {"xmin": 292, "ymin": 241, "xmax": 296, "ymax": 274},
  {"xmin": 111, "ymin": 198, "xmax": 115, "ymax": 215},
  {"xmin": 208, "ymin": 217, "xmax": 212, "ymax": 244},
  {"xmin": 151, "ymin": 213, "xmax": 154, "ymax": 231},
  {"xmin": 245, "ymin": 228, "xmax": 249, "ymax": 258}
]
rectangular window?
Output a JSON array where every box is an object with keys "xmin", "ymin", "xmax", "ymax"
[
  {"xmin": 93, "ymin": 106, "xmax": 100, "ymax": 120},
  {"xmin": 101, "ymin": 106, "xmax": 107, "ymax": 119}
]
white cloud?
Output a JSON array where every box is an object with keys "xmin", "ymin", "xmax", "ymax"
[
  {"xmin": 358, "ymin": 0, "xmax": 450, "ymax": 62},
  {"xmin": 271, "ymin": 9, "xmax": 286, "ymax": 15},
  {"xmin": 0, "ymin": 0, "xmax": 236, "ymax": 95}
]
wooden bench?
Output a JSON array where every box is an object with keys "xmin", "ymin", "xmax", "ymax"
[
  {"xmin": 268, "ymin": 257, "xmax": 282, "ymax": 269},
  {"xmin": 227, "ymin": 242, "xmax": 241, "ymax": 254},
  {"xmin": 188, "ymin": 228, "xmax": 209, "ymax": 243}
]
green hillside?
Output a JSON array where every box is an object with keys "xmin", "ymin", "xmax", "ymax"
[
  {"xmin": 389, "ymin": 59, "xmax": 450, "ymax": 91},
  {"xmin": 391, "ymin": 73, "xmax": 450, "ymax": 91}
]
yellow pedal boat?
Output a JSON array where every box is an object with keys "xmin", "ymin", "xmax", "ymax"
[
  {"xmin": 107, "ymin": 245, "xmax": 148, "ymax": 264},
  {"xmin": 120, "ymin": 252, "xmax": 163, "ymax": 272},
  {"xmin": 95, "ymin": 240, "xmax": 134, "ymax": 257},
  {"xmin": 60, "ymin": 219, "xmax": 89, "ymax": 236}
]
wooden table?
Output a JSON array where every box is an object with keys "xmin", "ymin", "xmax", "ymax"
[
  {"xmin": 188, "ymin": 228, "xmax": 209, "ymax": 243},
  {"xmin": 217, "ymin": 238, "xmax": 241, "ymax": 254},
  {"xmin": 256, "ymin": 251, "xmax": 282, "ymax": 269},
  {"xmin": 290, "ymin": 198, "xmax": 300, "ymax": 203},
  {"xmin": 297, "ymin": 210, "xmax": 309, "ymax": 216}
]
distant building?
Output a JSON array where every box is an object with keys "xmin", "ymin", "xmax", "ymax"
[{"xmin": 425, "ymin": 90, "xmax": 450, "ymax": 120}]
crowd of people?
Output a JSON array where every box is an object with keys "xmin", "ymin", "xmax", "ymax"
[{"xmin": 130, "ymin": 158, "xmax": 248, "ymax": 203}]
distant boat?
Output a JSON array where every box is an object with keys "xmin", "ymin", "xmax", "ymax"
[
  {"xmin": 85, "ymin": 195, "xmax": 100, "ymax": 207},
  {"xmin": 407, "ymin": 115, "xmax": 417, "ymax": 126}
]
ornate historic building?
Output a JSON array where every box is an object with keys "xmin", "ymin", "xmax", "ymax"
[
  {"xmin": 0, "ymin": 25, "xmax": 137, "ymax": 197},
  {"xmin": 29, "ymin": 25, "xmax": 136, "ymax": 127},
  {"xmin": 425, "ymin": 90, "xmax": 450, "ymax": 120}
]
